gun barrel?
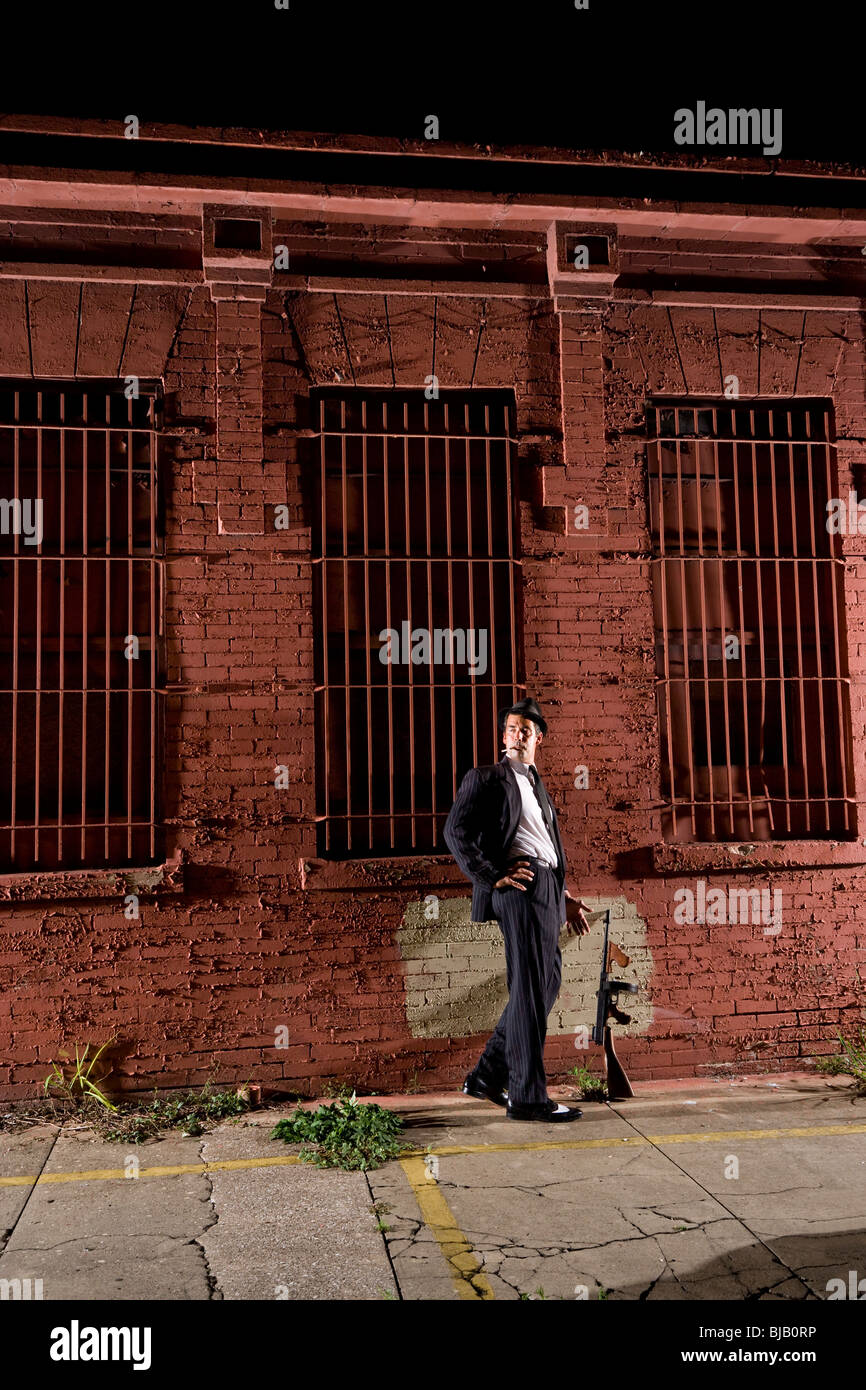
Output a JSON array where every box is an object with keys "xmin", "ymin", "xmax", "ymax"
[{"xmin": 591, "ymin": 909, "xmax": 612, "ymax": 1045}]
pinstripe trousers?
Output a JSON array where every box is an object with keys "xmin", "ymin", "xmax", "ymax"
[{"xmin": 474, "ymin": 858, "xmax": 563, "ymax": 1106}]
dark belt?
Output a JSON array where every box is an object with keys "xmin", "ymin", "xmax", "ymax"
[{"xmin": 507, "ymin": 855, "xmax": 558, "ymax": 874}]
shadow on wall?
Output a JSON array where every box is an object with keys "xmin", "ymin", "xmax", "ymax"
[{"xmin": 396, "ymin": 896, "xmax": 653, "ymax": 1041}]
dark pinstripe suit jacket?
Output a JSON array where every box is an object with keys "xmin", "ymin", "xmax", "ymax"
[{"xmin": 443, "ymin": 754, "xmax": 566, "ymax": 924}]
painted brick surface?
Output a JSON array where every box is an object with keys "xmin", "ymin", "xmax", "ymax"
[
  {"xmin": 0, "ymin": 187, "xmax": 864, "ymax": 1102},
  {"xmin": 398, "ymin": 895, "xmax": 652, "ymax": 1042}
]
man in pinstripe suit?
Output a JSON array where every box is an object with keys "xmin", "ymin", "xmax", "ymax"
[{"xmin": 443, "ymin": 698, "xmax": 592, "ymax": 1122}]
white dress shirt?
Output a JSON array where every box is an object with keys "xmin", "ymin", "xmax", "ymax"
[{"xmin": 506, "ymin": 756, "xmax": 559, "ymax": 869}]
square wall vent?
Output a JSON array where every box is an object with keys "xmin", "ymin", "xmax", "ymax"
[
  {"xmin": 213, "ymin": 218, "xmax": 263, "ymax": 252},
  {"xmin": 547, "ymin": 221, "xmax": 619, "ymax": 299},
  {"xmin": 203, "ymin": 204, "xmax": 273, "ymax": 268}
]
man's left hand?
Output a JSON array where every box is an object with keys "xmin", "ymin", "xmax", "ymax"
[{"xmin": 563, "ymin": 892, "xmax": 592, "ymax": 937}]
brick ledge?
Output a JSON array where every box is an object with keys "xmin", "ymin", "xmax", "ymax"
[{"xmin": 0, "ymin": 850, "xmax": 184, "ymax": 901}]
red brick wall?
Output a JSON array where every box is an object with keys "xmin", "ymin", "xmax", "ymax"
[
  {"xmin": 564, "ymin": 302, "xmax": 866, "ymax": 1079},
  {"xmin": 1, "ymin": 242, "xmax": 864, "ymax": 1100}
]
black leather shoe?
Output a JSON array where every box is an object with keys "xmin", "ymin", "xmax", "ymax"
[
  {"xmin": 461, "ymin": 1072, "xmax": 509, "ymax": 1107},
  {"xmin": 506, "ymin": 1098, "xmax": 583, "ymax": 1122}
]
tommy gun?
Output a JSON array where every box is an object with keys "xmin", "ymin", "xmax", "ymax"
[{"xmin": 590, "ymin": 908, "xmax": 638, "ymax": 1100}]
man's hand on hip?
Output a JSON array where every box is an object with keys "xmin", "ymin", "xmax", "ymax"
[{"xmin": 494, "ymin": 858, "xmax": 534, "ymax": 892}]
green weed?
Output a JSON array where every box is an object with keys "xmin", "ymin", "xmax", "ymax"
[
  {"xmin": 97, "ymin": 1082, "xmax": 250, "ymax": 1143},
  {"xmin": 814, "ymin": 1028, "xmax": 866, "ymax": 1092},
  {"xmin": 43, "ymin": 1038, "xmax": 118, "ymax": 1112},
  {"xmin": 568, "ymin": 1062, "xmax": 608, "ymax": 1101},
  {"xmin": 271, "ymin": 1094, "xmax": 412, "ymax": 1171}
]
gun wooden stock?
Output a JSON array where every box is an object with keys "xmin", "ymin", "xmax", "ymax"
[{"xmin": 603, "ymin": 1024, "xmax": 634, "ymax": 1101}]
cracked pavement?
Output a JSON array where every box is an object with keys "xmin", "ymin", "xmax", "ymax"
[{"xmin": 0, "ymin": 1075, "xmax": 864, "ymax": 1300}]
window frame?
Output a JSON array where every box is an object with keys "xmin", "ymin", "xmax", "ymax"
[
  {"xmin": 310, "ymin": 386, "xmax": 526, "ymax": 863},
  {"xmin": 0, "ymin": 377, "xmax": 168, "ymax": 884},
  {"xmin": 645, "ymin": 395, "xmax": 858, "ymax": 857}
]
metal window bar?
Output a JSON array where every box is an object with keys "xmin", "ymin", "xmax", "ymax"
[
  {"xmin": 0, "ymin": 380, "xmax": 165, "ymax": 871},
  {"xmin": 647, "ymin": 399, "xmax": 854, "ymax": 843},
  {"xmin": 312, "ymin": 388, "xmax": 524, "ymax": 858}
]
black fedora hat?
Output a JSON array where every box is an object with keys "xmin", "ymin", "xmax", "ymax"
[{"xmin": 498, "ymin": 697, "xmax": 548, "ymax": 736}]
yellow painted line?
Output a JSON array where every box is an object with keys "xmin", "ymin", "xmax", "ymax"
[
  {"xmin": 648, "ymin": 1123, "xmax": 866, "ymax": 1145},
  {"xmin": 399, "ymin": 1121, "xmax": 866, "ymax": 1158},
  {"xmin": 0, "ymin": 1154, "xmax": 304, "ymax": 1187},
  {"xmin": 0, "ymin": 1121, "xmax": 863, "ymax": 1188},
  {"xmin": 398, "ymin": 1156, "xmax": 494, "ymax": 1301}
]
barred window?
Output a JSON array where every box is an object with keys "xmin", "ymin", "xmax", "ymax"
[
  {"xmin": 647, "ymin": 400, "xmax": 854, "ymax": 842},
  {"xmin": 312, "ymin": 389, "xmax": 524, "ymax": 857},
  {"xmin": 0, "ymin": 382, "xmax": 164, "ymax": 872}
]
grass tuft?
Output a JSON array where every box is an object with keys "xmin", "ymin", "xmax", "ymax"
[
  {"xmin": 814, "ymin": 1027, "xmax": 866, "ymax": 1094},
  {"xmin": 568, "ymin": 1062, "xmax": 609, "ymax": 1101},
  {"xmin": 97, "ymin": 1082, "xmax": 251, "ymax": 1143}
]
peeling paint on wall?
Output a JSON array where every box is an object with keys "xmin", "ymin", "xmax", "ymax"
[{"xmin": 2, "ymin": 137, "xmax": 865, "ymax": 1098}]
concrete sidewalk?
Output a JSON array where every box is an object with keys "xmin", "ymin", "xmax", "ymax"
[{"xmin": 1, "ymin": 1072, "xmax": 864, "ymax": 1300}]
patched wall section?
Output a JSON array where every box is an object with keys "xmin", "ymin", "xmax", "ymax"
[{"xmin": 398, "ymin": 895, "xmax": 652, "ymax": 1041}]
